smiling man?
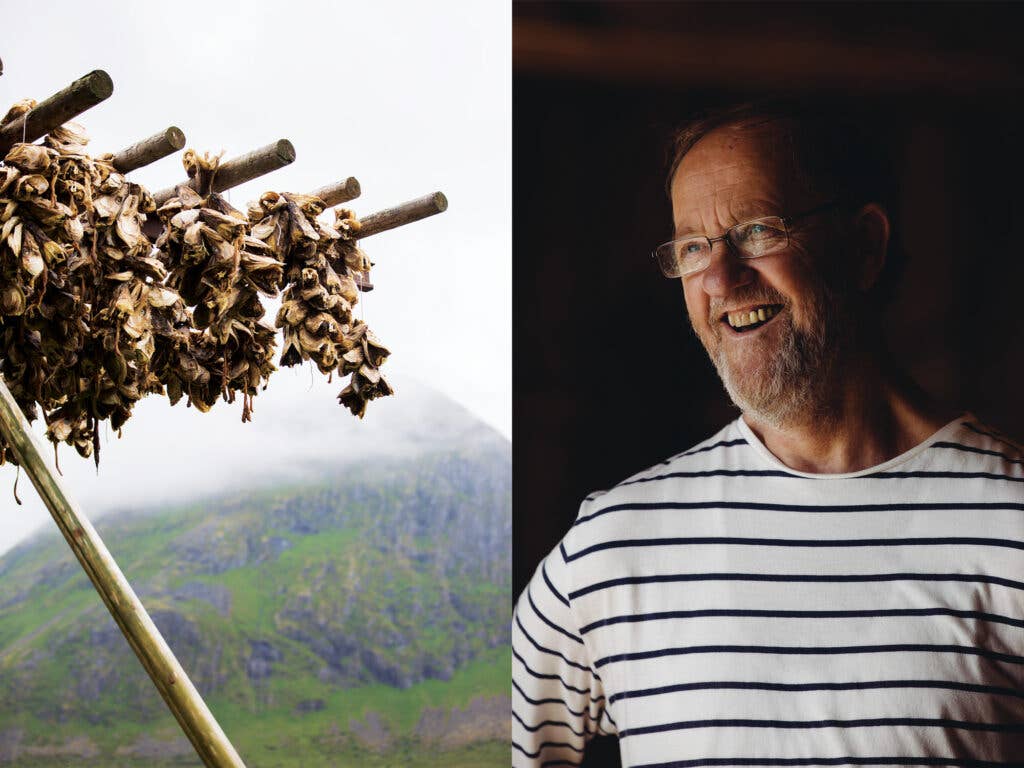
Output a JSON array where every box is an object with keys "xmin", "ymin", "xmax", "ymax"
[
  {"xmin": 667, "ymin": 111, "xmax": 953, "ymax": 470},
  {"xmin": 512, "ymin": 100, "xmax": 1024, "ymax": 767}
]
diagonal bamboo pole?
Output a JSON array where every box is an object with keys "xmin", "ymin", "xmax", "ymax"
[{"xmin": 0, "ymin": 375, "xmax": 247, "ymax": 768}]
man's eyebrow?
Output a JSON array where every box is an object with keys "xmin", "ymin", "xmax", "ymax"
[
  {"xmin": 674, "ymin": 203, "xmax": 776, "ymax": 238},
  {"xmin": 674, "ymin": 221, "xmax": 731, "ymax": 239},
  {"xmin": 673, "ymin": 223, "xmax": 703, "ymax": 239}
]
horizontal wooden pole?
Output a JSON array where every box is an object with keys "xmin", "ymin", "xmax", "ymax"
[
  {"xmin": 0, "ymin": 376, "xmax": 248, "ymax": 768},
  {"xmin": 514, "ymin": 17, "xmax": 1020, "ymax": 91},
  {"xmin": 355, "ymin": 192, "xmax": 448, "ymax": 239},
  {"xmin": 0, "ymin": 70, "xmax": 113, "ymax": 156},
  {"xmin": 153, "ymin": 139, "xmax": 296, "ymax": 206},
  {"xmin": 309, "ymin": 176, "xmax": 360, "ymax": 207},
  {"xmin": 110, "ymin": 126, "xmax": 186, "ymax": 173}
]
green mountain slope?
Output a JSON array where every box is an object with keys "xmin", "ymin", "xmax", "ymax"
[{"xmin": 0, "ymin": 436, "xmax": 511, "ymax": 767}]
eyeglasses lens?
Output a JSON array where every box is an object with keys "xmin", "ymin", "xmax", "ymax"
[{"xmin": 656, "ymin": 216, "xmax": 789, "ymax": 278}]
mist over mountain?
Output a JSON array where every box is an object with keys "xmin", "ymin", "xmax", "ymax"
[
  {"xmin": 0, "ymin": 373, "xmax": 505, "ymax": 555},
  {"xmin": 0, "ymin": 387, "xmax": 511, "ymax": 767}
]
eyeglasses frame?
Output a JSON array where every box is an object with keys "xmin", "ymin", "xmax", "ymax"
[{"xmin": 653, "ymin": 199, "xmax": 841, "ymax": 279}]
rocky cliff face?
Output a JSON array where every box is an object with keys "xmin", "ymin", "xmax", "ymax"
[{"xmin": 0, "ymin": 426, "xmax": 510, "ymax": 766}]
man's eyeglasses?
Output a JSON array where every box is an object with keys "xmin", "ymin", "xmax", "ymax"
[{"xmin": 652, "ymin": 200, "xmax": 840, "ymax": 278}]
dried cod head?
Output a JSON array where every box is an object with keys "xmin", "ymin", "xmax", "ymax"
[
  {"xmin": 247, "ymin": 192, "xmax": 392, "ymax": 417},
  {"xmin": 154, "ymin": 150, "xmax": 281, "ymax": 421},
  {"xmin": 0, "ymin": 111, "xmax": 189, "ymax": 467}
]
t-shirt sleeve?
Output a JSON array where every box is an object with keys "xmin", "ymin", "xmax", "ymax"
[{"xmin": 512, "ymin": 541, "xmax": 613, "ymax": 767}]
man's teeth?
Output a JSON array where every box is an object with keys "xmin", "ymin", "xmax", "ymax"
[{"xmin": 727, "ymin": 305, "xmax": 779, "ymax": 329}]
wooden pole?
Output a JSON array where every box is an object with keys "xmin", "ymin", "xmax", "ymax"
[
  {"xmin": 309, "ymin": 176, "xmax": 360, "ymax": 207},
  {"xmin": 355, "ymin": 192, "xmax": 448, "ymax": 239},
  {"xmin": 0, "ymin": 70, "xmax": 113, "ymax": 156},
  {"xmin": 0, "ymin": 376, "xmax": 248, "ymax": 768},
  {"xmin": 110, "ymin": 127, "xmax": 186, "ymax": 173},
  {"xmin": 153, "ymin": 140, "xmax": 296, "ymax": 206}
]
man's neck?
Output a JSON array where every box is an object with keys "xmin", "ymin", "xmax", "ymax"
[{"xmin": 741, "ymin": 352, "xmax": 959, "ymax": 474}]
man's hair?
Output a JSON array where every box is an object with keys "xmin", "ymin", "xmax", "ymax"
[{"xmin": 666, "ymin": 97, "xmax": 907, "ymax": 306}]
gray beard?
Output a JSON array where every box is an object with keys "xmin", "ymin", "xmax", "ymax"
[{"xmin": 705, "ymin": 282, "xmax": 850, "ymax": 431}]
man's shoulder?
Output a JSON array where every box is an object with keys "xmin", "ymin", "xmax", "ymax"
[
  {"xmin": 937, "ymin": 414, "xmax": 1024, "ymax": 471},
  {"xmin": 534, "ymin": 420, "xmax": 746, "ymax": 600},
  {"xmin": 575, "ymin": 418, "xmax": 744, "ymax": 515}
]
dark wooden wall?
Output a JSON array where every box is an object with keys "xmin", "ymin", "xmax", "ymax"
[{"xmin": 513, "ymin": 4, "xmax": 1024, "ymax": 763}]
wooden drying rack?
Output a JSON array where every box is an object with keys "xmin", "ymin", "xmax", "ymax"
[{"xmin": 0, "ymin": 69, "xmax": 449, "ymax": 768}]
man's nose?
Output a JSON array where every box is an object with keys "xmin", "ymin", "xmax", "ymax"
[{"xmin": 698, "ymin": 240, "xmax": 756, "ymax": 297}]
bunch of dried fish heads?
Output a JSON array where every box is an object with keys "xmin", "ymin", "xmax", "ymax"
[{"xmin": 0, "ymin": 110, "xmax": 392, "ymax": 469}]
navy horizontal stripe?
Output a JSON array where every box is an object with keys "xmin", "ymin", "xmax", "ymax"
[
  {"xmin": 608, "ymin": 677, "xmax": 1024, "ymax": 706},
  {"xmin": 604, "ymin": 707, "xmax": 618, "ymax": 728},
  {"xmin": 573, "ymin": 500, "xmax": 1024, "ymax": 527},
  {"xmin": 569, "ymin": 571, "xmax": 1024, "ymax": 601},
  {"xmin": 512, "ymin": 708, "xmax": 589, "ymax": 738},
  {"xmin": 528, "ymin": 588, "xmax": 583, "ymax": 645},
  {"xmin": 564, "ymin": 535, "xmax": 1024, "ymax": 563},
  {"xmin": 620, "ymin": 715, "xmax": 1024, "ymax": 740},
  {"xmin": 515, "ymin": 614, "xmax": 589, "ymax": 672},
  {"xmin": 595, "ymin": 642, "xmax": 1024, "ymax": 669},
  {"xmin": 512, "ymin": 648, "xmax": 593, "ymax": 696},
  {"xmin": 661, "ymin": 438, "xmax": 748, "ymax": 465},
  {"xmin": 634, "ymin": 757, "xmax": 1016, "ymax": 768},
  {"xmin": 513, "ymin": 739, "xmax": 585, "ymax": 759},
  {"xmin": 963, "ymin": 422, "xmax": 1024, "ymax": 454},
  {"xmin": 540, "ymin": 761, "xmax": 579, "ymax": 768},
  {"xmin": 623, "ymin": 469, "xmax": 795, "ymax": 486},
  {"xmin": 542, "ymin": 562, "xmax": 570, "ymax": 607},
  {"xmin": 512, "ymin": 679, "xmax": 601, "ymax": 718},
  {"xmin": 933, "ymin": 441, "xmax": 1024, "ymax": 466},
  {"xmin": 581, "ymin": 606, "xmax": 1024, "ymax": 635},
  {"xmin": 622, "ymin": 469, "xmax": 1024, "ymax": 486},
  {"xmin": 873, "ymin": 471, "xmax": 1024, "ymax": 483}
]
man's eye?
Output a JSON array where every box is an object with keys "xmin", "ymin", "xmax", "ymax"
[
  {"xmin": 684, "ymin": 242, "xmax": 704, "ymax": 254},
  {"xmin": 737, "ymin": 222, "xmax": 782, "ymax": 240}
]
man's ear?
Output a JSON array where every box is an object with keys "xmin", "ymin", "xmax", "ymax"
[{"xmin": 853, "ymin": 203, "xmax": 890, "ymax": 292}]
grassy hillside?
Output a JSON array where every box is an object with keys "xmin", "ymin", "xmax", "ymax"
[{"xmin": 0, "ymin": 438, "xmax": 511, "ymax": 766}]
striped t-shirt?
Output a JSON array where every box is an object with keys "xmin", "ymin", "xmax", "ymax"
[{"xmin": 512, "ymin": 414, "xmax": 1024, "ymax": 767}]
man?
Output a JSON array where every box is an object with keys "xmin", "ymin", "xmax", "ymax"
[{"xmin": 512, "ymin": 100, "xmax": 1024, "ymax": 767}]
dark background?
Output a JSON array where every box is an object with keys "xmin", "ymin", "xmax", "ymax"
[{"xmin": 513, "ymin": 3, "xmax": 1024, "ymax": 764}]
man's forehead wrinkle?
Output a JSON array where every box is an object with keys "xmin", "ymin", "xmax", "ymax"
[
  {"xmin": 674, "ymin": 189, "xmax": 781, "ymax": 239},
  {"xmin": 686, "ymin": 122, "xmax": 803, "ymax": 186},
  {"xmin": 670, "ymin": 122, "xmax": 810, "ymax": 240},
  {"xmin": 672, "ymin": 164, "xmax": 786, "ymax": 237}
]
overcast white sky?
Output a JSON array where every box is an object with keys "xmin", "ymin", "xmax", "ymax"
[{"xmin": 0, "ymin": 1, "xmax": 510, "ymax": 553}]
